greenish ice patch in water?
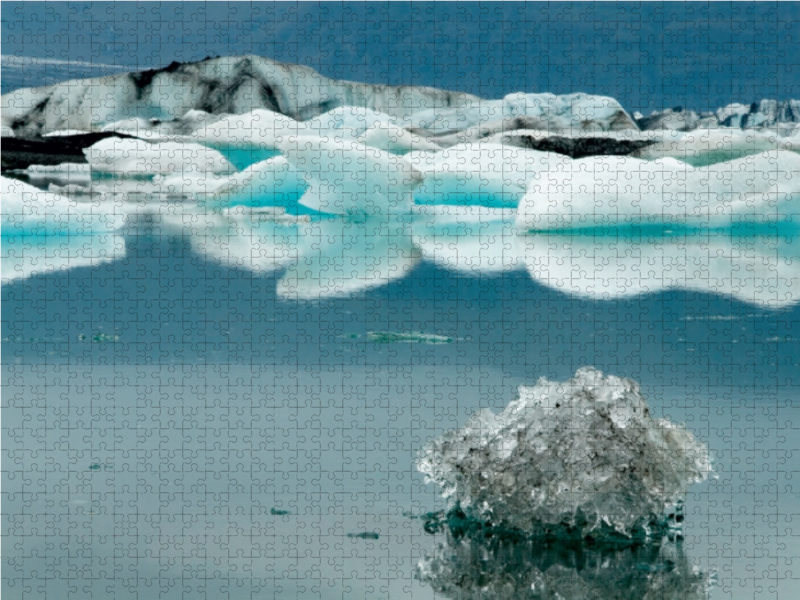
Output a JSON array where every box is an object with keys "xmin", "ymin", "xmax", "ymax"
[
  {"xmin": 366, "ymin": 332, "xmax": 454, "ymax": 344},
  {"xmin": 4, "ymin": 335, "xmax": 65, "ymax": 343},
  {"xmin": 347, "ymin": 532, "xmax": 380, "ymax": 540},
  {"xmin": 78, "ymin": 333, "xmax": 120, "ymax": 343},
  {"xmin": 88, "ymin": 463, "xmax": 114, "ymax": 471},
  {"xmin": 270, "ymin": 508, "xmax": 290, "ymax": 515}
]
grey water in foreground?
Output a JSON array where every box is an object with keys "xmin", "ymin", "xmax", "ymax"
[{"xmin": 3, "ymin": 186, "xmax": 800, "ymax": 600}]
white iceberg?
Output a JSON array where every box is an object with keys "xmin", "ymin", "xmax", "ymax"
[
  {"xmin": 417, "ymin": 367, "xmax": 711, "ymax": 539},
  {"xmin": 278, "ymin": 136, "xmax": 422, "ymax": 216},
  {"xmin": 516, "ymin": 150, "xmax": 800, "ymax": 230},
  {"xmin": 358, "ymin": 123, "xmax": 440, "ymax": 154},
  {"xmin": 209, "ymin": 156, "xmax": 307, "ymax": 207},
  {"xmin": 1, "ymin": 177, "xmax": 127, "ymax": 280},
  {"xmin": 407, "ymin": 143, "xmax": 570, "ymax": 208},
  {"xmin": 84, "ymin": 138, "xmax": 235, "ymax": 176}
]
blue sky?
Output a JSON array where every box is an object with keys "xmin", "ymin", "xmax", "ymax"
[{"xmin": 2, "ymin": 1, "xmax": 799, "ymax": 113}]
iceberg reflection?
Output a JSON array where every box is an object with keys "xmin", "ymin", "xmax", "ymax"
[{"xmin": 278, "ymin": 214, "xmax": 418, "ymax": 299}]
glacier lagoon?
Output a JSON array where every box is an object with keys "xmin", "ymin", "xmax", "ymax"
[{"xmin": 4, "ymin": 59, "xmax": 800, "ymax": 600}]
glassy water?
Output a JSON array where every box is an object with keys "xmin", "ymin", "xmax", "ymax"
[{"xmin": 3, "ymin": 184, "xmax": 800, "ymax": 599}]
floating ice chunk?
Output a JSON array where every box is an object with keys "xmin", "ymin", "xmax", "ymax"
[
  {"xmin": 210, "ymin": 156, "xmax": 308, "ymax": 207},
  {"xmin": 417, "ymin": 367, "xmax": 711, "ymax": 539},
  {"xmin": 1, "ymin": 177, "xmax": 127, "ymax": 281},
  {"xmin": 277, "ymin": 136, "xmax": 421, "ymax": 216},
  {"xmin": 277, "ymin": 215, "xmax": 418, "ymax": 299},
  {"xmin": 516, "ymin": 150, "xmax": 800, "ymax": 230},
  {"xmin": 152, "ymin": 171, "xmax": 232, "ymax": 195},
  {"xmin": 358, "ymin": 123, "xmax": 440, "ymax": 153},
  {"xmin": 503, "ymin": 92, "xmax": 638, "ymax": 133},
  {"xmin": 180, "ymin": 109, "xmax": 305, "ymax": 169},
  {"xmin": 100, "ymin": 110, "xmax": 223, "ymax": 139},
  {"xmin": 84, "ymin": 138, "xmax": 235, "ymax": 176},
  {"xmin": 716, "ymin": 103, "xmax": 751, "ymax": 126},
  {"xmin": 407, "ymin": 143, "xmax": 569, "ymax": 208},
  {"xmin": 304, "ymin": 106, "xmax": 399, "ymax": 139},
  {"xmin": 408, "ymin": 101, "xmax": 505, "ymax": 132},
  {"xmin": 191, "ymin": 109, "xmax": 304, "ymax": 146},
  {"xmin": 1, "ymin": 176, "xmax": 125, "ymax": 235},
  {"xmin": 1, "ymin": 125, "xmax": 14, "ymax": 137},
  {"xmin": 366, "ymin": 331, "xmax": 453, "ymax": 344},
  {"xmin": 23, "ymin": 163, "xmax": 91, "ymax": 175},
  {"xmin": 633, "ymin": 128, "xmax": 798, "ymax": 166}
]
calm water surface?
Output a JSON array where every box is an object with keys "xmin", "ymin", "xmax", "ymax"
[{"xmin": 3, "ymin": 193, "xmax": 800, "ymax": 599}]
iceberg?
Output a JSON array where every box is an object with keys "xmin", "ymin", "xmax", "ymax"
[
  {"xmin": 409, "ymin": 92, "xmax": 637, "ymax": 134},
  {"xmin": 1, "ymin": 176, "xmax": 127, "ymax": 280},
  {"xmin": 417, "ymin": 367, "xmax": 711, "ymax": 541},
  {"xmin": 407, "ymin": 143, "xmax": 570, "ymax": 208},
  {"xmin": 631, "ymin": 128, "xmax": 798, "ymax": 166},
  {"xmin": 84, "ymin": 138, "xmax": 235, "ymax": 177},
  {"xmin": 358, "ymin": 123, "xmax": 440, "ymax": 154},
  {"xmin": 208, "ymin": 156, "xmax": 307, "ymax": 208},
  {"xmin": 277, "ymin": 136, "xmax": 422, "ymax": 216},
  {"xmin": 1, "ymin": 176, "xmax": 125, "ymax": 235},
  {"xmin": 516, "ymin": 150, "xmax": 800, "ymax": 230},
  {"xmin": 1, "ymin": 55, "xmax": 477, "ymax": 136}
]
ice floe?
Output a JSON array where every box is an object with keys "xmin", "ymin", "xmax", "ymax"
[
  {"xmin": 516, "ymin": 150, "xmax": 800, "ymax": 230},
  {"xmin": 84, "ymin": 138, "xmax": 235, "ymax": 176},
  {"xmin": 1, "ymin": 176, "xmax": 127, "ymax": 280},
  {"xmin": 417, "ymin": 367, "xmax": 711, "ymax": 540}
]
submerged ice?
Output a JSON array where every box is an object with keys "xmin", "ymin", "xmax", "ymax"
[{"xmin": 417, "ymin": 367, "xmax": 711, "ymax": 540}]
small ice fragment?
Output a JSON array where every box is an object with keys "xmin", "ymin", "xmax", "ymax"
[
  {"xmin": 417, "ymin": 367, "xmax": 711, "ymax": 541},
  {"xmin": 347, "ymin": 532, "xmax": 380, "ymax": 540},
  {"xmin": 367, "ymin": 332, "xmax": 453, "ymax": 344}
]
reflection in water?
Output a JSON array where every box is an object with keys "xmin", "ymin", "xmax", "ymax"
[
  {"xmin": 277, "ymin": 214, "xmax": 419, "ymax": 299},
  {"xmin": 519, "ymin": 226, "xmax": 800, "ymax": 307},
  {"xmin": 416, "ymin": 526, "xmax": 710, "ymax": 600}
]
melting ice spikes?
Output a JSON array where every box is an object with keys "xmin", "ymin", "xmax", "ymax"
[{"xmin": 417, "ymin": 367, "xmax": 711, "ymax": 540}]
